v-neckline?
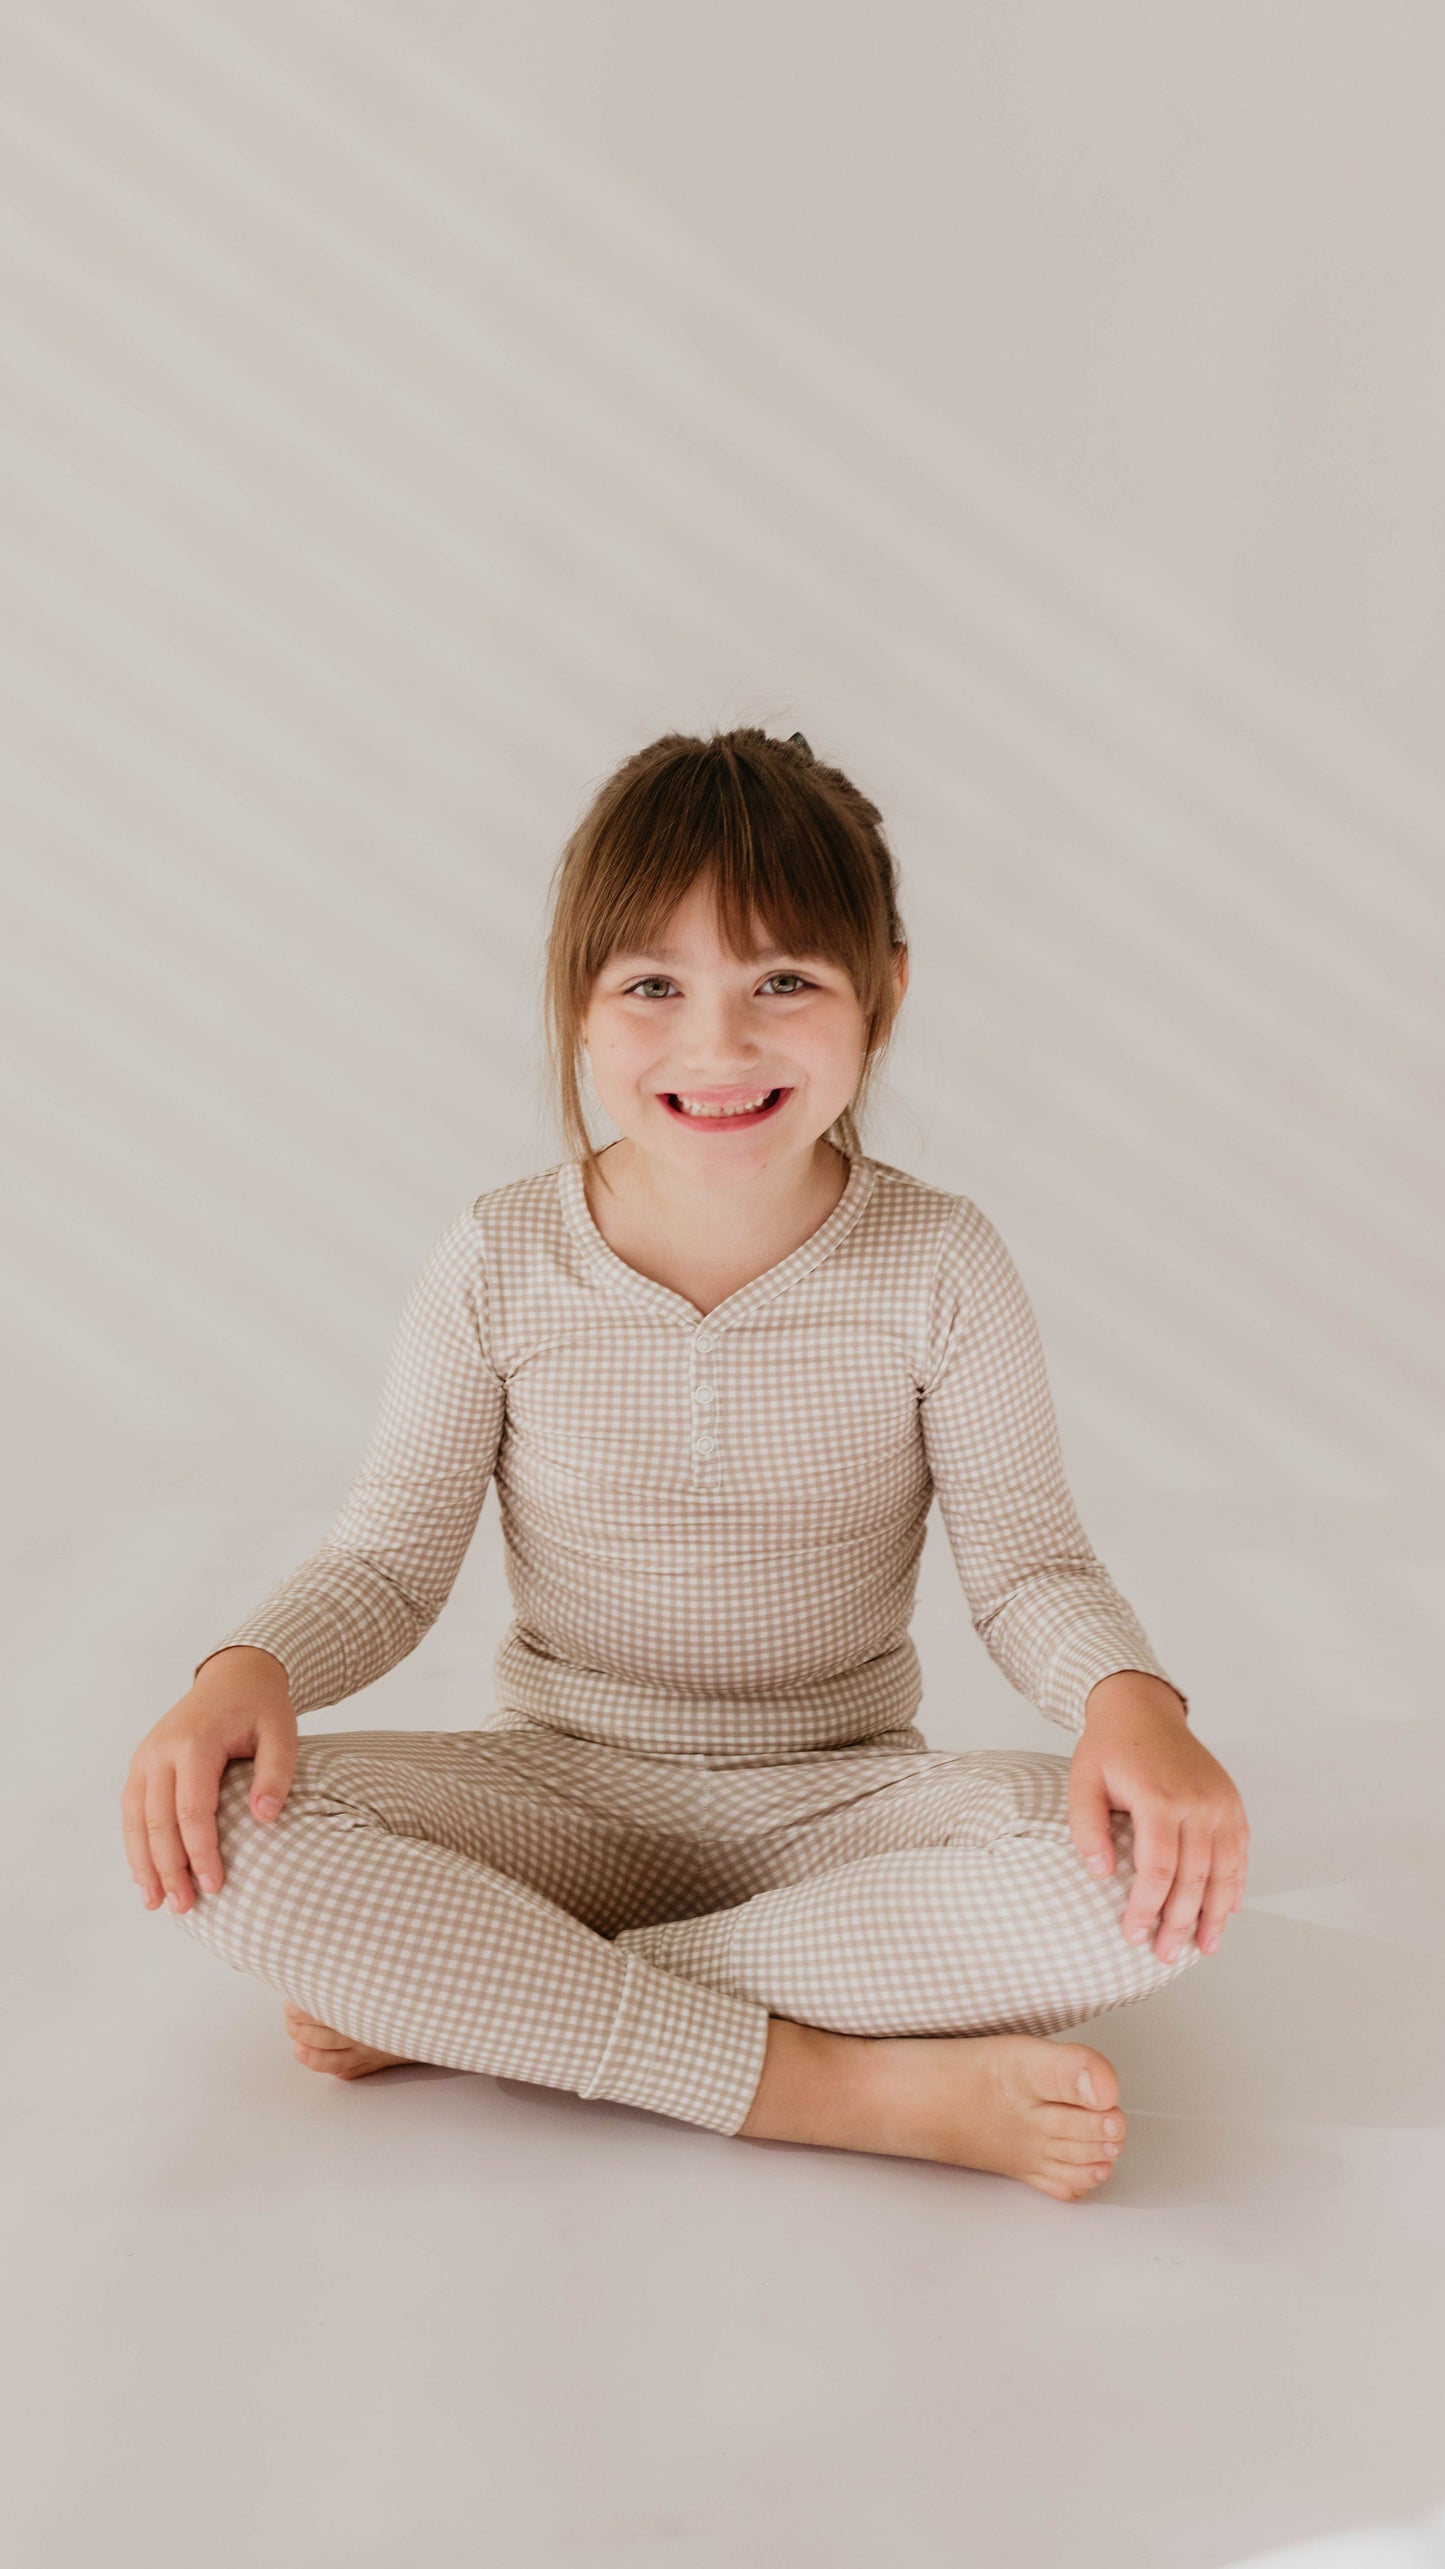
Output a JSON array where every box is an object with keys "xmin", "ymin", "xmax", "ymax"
[{"xmin": 557, "ymin": 1143, "xmax": 878, "ymax": 1335}]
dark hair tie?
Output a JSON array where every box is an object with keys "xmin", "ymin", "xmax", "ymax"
[{"xmin": 785, "ymin": 730, "xmax": 812, "ymax": 757}]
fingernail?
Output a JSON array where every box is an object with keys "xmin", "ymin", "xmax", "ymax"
[
  {"xmin": 1086, "ymin": 1854, "xmax": 1111, "ymax": 1875},
  {"xmin": 1078, "ymin": 2071, "xmax": 1099, "ymax": 2105},
  {"xmin": 200, "ymin": 1872, "xmax": 220, "ymax": 1894},
  {"xmin": 166, "ymin": 1891, "xmax": 182, "ymax": 1910},
  {"xmin": 256, "ymin": 1797, "xmax": 280, "ymax": 1821}
]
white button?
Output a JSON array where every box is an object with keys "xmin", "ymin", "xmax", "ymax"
[
  {"xmin": 692, "ymin": 1434, "xmax": 716, "ymax": 1458},
  {"xmin": 692, "ymin": 1381, "xmax": 716, "ymax": 1406}
]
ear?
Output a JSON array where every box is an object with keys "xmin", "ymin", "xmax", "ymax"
[{"xmin": 893, "ymin": 945, "xmax": 910, "ymax": 1000}]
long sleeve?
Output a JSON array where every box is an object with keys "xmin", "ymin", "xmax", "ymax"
[
  {"xmin": 917, "ymin": 1200, "xmax": 1188, "ymax": 1738},
  {"xmin": 194, "ymin": 1207, "xmax": 506, "ymax": 1716}
]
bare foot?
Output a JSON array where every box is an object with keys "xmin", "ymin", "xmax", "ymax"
[
  {"xmin": 283, "ymin": 1998, "xmax": 412, "ymax": 2080},
  {"xmin": 738, "ymin": 2022, "xmax": 1127, "ymax": 2201}
]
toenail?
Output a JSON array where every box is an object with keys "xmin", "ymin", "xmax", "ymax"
[{"xmin": 1104, "ymin": 2116, "xmax": 1121, "ymax": 2137}]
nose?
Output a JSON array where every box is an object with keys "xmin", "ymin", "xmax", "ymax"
[{"xmin": 673, "ymin": 988, "xmax": 768, "ymax": 1077}]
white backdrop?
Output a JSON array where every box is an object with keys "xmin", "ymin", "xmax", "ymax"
[
  {"xmin": 3, "ymin": 11, "xmax": 1443, "ymax": 2568},
  {"xmin": 4, "ymin": 1, "xmax": 1441, "ymax": 1750}
]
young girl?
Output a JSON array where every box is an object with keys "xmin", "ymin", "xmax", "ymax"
[{"xmin": 122, "ymin": 727, "xmax": 1249, "ymax": 2203}]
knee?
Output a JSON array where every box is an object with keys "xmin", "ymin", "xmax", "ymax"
[
  {"xmin": 213, "ymin": 1756, "xmax": 265, "ymax": 1859},
  {"xmin": 187, "ymin": 1754, "xmax": 315, "ymax": 1898},
  {"xmin": 164, "ymin": 1756, "xmax": 321, "ymax": 1959},
  {"xmin": 212, "ymin": 1741, "xmax": 336, "ymax": 1851},
  {"xmin": 1085, "ymin": 1811, "xmax": 1217, "ymax": 1987}
]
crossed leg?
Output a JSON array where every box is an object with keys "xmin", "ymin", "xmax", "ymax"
[
  {"xmin": 610, "ymin": 1742, "xmax": 1210, "ymax": 2196},
  {"xmin": 174, "ymin": 1730, "xmax": 1207, "ymax": 2197},
  {"xmin": 170, "ymin": 1725, "xmax": 773, "ymax": 2135}
]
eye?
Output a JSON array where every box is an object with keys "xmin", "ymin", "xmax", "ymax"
[{"xmin": 619, "ymin": 973, "xmax": 815, "ymax": 999}]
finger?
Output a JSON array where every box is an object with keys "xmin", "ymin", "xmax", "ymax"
[
  {"xmin": 1187, "ymin": 1859, "xmax": 1244, "ymax": 1952},
  {"xmin": 173, "ymin": 1754, "xmax": 226, "ymax": 1895},
  {"xmin": 1121, "ymin": 1814, "xmax": 1179, "ymax": 1946},
  {"xmin": 250, "ymin": 1714, "xmax": 298, "ymax": 1826},
  {"xmin": 1155, "ymin": 1824, "xmax": 1215, "ymax": 1958},
  {"xmin": 250, "ymin": 1777, "xmax": 289, "ymax": 1825},
  {"xmin": 122, "ymin": 1776, "xmax": 163, "ymax": 1906},
  {"xmin": 145, "ymin": 1770, "xmax": 199, "ymax": 1912},
  {"xmin": 1232, "ymin": 1834, "xmax": 1250, "ymax": 1909},
  {"xmin": 1069, "ymin": 1775, "xmax": 1117, "ymax": 1878}
]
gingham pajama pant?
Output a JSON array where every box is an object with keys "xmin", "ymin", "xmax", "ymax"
[{"xmin": 171, "ymin": 1715, "xmax": 1202, "ymax": 2136}]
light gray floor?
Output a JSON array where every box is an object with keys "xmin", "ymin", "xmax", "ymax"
[{"xmin": 9, "ymin": 1451, "xmax": 1443, "ymax": 2569}]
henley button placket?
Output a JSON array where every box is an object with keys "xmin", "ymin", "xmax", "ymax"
[{"xmin": 690, "ymin": 1328, "xmax": 720, "ymax": 1480}]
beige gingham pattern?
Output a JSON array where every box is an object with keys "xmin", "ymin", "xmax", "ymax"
[
  {"xmin": 197, "ymin": 1144, "xmax": 1186, "ymax": 1751},
  {"xmin": 173, "ymin": 1722, "xmax": 1202, "ymax": 2135},
  {"xmin": 181, "ymin": 1141, "xmax": 1197, "ymax": 2132}
]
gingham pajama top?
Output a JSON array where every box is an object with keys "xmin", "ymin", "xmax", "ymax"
[{"xmin": 197, "ymin": 1146, "xmax": 1187, "ymax": 1758}]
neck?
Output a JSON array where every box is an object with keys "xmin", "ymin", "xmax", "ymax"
[{"xmin": 593, "ymin": 1135, "xmax": 850, "ymax": 1257}]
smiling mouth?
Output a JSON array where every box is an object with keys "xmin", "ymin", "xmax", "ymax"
[{"xmin": 660, "ymin": 1088, "xmax": 789, "ymax": 1126}]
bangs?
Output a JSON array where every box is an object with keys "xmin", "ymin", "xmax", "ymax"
[{"xmin": 577, "ymin": 740, "xmax": 875, "ymax": 995}]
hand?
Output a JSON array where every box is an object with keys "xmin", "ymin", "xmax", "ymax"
[
  {"xmin": 121, "ymin": 1647, "xmax": 298, "ymax": 1916},
  {"xmin": 1069, "ymin": 1673, "xmax": 1250, "ymax": 1962}
]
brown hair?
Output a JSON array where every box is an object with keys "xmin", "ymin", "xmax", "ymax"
[{"xmin": 542, "ymin": 727, "xmax": 908, "ymax": 1196}]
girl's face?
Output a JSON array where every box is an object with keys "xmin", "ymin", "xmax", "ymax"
[{"xmin": 580, "ymin": 875, "xmax": 907, "ymax": 1183}]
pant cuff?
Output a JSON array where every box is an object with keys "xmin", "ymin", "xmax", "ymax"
[{"xmin": 579, "ymin": 1949, "xmax": 772, "ymax": 2135}]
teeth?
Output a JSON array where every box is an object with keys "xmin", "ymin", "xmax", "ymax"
[{"xmin": 671, "ymin": 1091, "xmax": 775, "ymax": 1118}]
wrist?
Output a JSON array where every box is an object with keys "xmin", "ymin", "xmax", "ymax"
[
  {"xmin": 1083, "ymin": 1670, "xmax": 1188, "ymax": 1726},
  {"xmin": 193, "ymin": 1644, "xmax": 293, "ymax": 1699}
]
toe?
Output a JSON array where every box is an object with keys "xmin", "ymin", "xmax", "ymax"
[
  {"xmin": 1039, "ymin": 2102, "xmax": 1125, "ymax": 2148},
  {"xmin": 1035, "ymin": 2162, "xmax": 1110, "ymax": 2200},
  {"xmin": 1049, "ymin": 2043, "xmax": 1119, "ymax": 2113}
]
